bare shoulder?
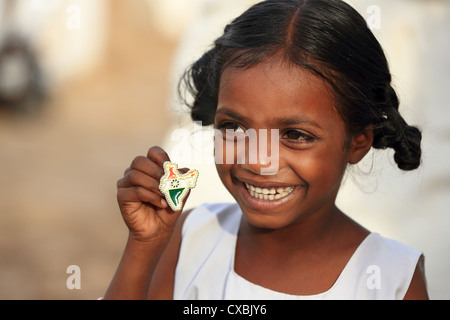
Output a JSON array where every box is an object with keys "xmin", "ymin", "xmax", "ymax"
[
  {"xmin": 146, "ymin": 207, "xmax": 194, "ymax": 299},
  {"xmin": 403, "ymin": 254, "xmax": 429, "ymax": 300}
]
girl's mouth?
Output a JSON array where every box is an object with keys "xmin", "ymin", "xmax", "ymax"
[
  {"xmin": 231, "ymin": 175, "xmax": 309, "ymax": 227},
  {"xmin": 244, "ymin": 182, "xmax": 294, "ymax": 201},
  {"xmin": 234, "ymin": 177, "xmax": 305, "ymax": 211}
]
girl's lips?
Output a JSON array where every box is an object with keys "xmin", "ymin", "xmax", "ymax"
[
  {"xmin": 236, "ymin": 179, "xmax": 303, "ymax": 211},
  {"xmin": 244, "ymin": 182, "xmax": 294, "ymax": 200}
]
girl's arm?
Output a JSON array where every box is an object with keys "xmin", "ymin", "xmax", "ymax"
[
  {"xmin": 104, "ymin": 231, "xmax": 173, "ymax": 300},
  {"xmin": 104, "ymin": 208, "xmax": 191, "ymax": 300},
  {"xmin": 146, "ymin": 208, "xmax": 191, "ymax": 299},
  {"xmin": 103, "ymin": 146, "xmax": 191, "ymax": 300}
]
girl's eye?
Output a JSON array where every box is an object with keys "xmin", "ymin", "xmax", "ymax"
[
  {"xmin": 283, "ymin": 129, "xmax": 315, "ymax": 143},
  {"xmin": 217, "ymin": 121, "xmax": 246, "ymax": 133},
  {"xmin": 215, "ymin": 121, "xmax": 247, "ymax": 142}
]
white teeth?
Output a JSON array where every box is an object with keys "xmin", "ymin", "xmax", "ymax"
[{"xmin": 245, "ymin": 182, "xmax": 294, "ymax": 201}]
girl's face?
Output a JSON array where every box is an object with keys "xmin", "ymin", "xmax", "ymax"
[{"xmin": 214, "ymin": 58, "xmax": 364, "ymax": 230}]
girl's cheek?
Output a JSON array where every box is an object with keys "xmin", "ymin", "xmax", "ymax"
[
  {"xmin": 214, "ymin": 134, "xmax": 236, "ymax": 166},
  {"xmin": 286, "ymin": 149, "xmax": 340, "ymax": 184},
  {"xmin": 214, "ymin": 140, "xmax": 233, "ymax": 176}
]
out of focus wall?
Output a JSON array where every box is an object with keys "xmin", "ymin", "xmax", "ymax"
[{"xmin": 0, "ymin": 0, "xmax": 177, "ymax": 299}]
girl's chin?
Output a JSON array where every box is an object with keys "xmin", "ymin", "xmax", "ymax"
[{"xmin": 239, "ymin": 210, "xmax": 295, "ymax": 231}]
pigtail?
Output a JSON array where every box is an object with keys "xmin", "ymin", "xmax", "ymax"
[{"xmin": 372, "ymin": 85, "xmax": 422, "ymax": 171}]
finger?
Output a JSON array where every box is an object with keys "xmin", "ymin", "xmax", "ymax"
[
  {"xmin": 118, "ymin": 169, "xmax": 164, "ymax": 196},
  {"xmin": 129, "ymin": 155, "xmax": 165, "ymax": 180},
  {"xmin": 118, "ymin": 186, "xmax": 167, "ymax": 209},
  {"xmin": 178, "ymin": 167, "xmax": 190, "ymax": 174},
  {"xmin": 147, "ymin": 146, "xmax": 171, "ymax": 168}
]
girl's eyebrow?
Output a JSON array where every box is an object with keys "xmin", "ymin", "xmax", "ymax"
[
  {"xmin": 216, "ymin": 107, "xmax": 322, "ymax": 129},
  {"xmin": 277, "ymin": 117, "xmax": 322, "ymax": 129},
  {"xmin": 215, "ymin": 107, "xmax": 248, "ymax": 122}
]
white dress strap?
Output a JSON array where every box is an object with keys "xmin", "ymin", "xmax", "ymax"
[{"xmin": 331, "ymin": 232, "xmax": 422, "ymax": 299}]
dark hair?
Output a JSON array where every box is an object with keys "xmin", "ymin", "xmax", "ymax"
[{"xmin": 179, "ymin": 0, "xmax": 422, "ymax": 171}]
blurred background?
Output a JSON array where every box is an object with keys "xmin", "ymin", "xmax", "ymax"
[{"xmin": 0, "ymin": 0, "xmax": 448, "ymax": 299}]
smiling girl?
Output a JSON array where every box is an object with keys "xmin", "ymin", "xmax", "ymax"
[{"xmin": 105, "ymin": 0, "xmax": 428, "ymax": 299}]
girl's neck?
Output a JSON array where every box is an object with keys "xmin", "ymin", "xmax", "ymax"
[
  {"xmin": 238, "ymin": 204, "xmax": 359, "ymax": 255},
  {"xmin": 234, "ymin": 204, "xmax": 370, "ymax": 296}
]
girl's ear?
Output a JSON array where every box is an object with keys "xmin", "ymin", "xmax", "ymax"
[{"xmin": 348, "ymin": 126, "xmax": 374, "ymax": 165}]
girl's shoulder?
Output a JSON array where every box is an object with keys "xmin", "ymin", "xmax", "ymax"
[
  {"xmin": 337, "ymin": 232, "xmax": 423, "ymax": 299},
  {"xmin": 356, "ymin": 232, "xmax": 421, "ymax": 265}
]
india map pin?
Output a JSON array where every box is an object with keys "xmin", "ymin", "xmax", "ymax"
[{"xmin": 159, "ymin": 161, "xmax": 199, "ymax": 211}]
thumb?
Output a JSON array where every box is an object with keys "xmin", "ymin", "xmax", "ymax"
[{"xmin": 178, "ymin": 167, "xmax": 190, "ymax": 174}]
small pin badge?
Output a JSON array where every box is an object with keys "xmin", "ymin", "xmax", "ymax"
[{"xmin": 159, "ymin": 161, "xmax": 199, "ymax": 211}]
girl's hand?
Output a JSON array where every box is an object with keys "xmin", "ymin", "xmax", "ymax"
[{"xmin": 116, "ymin": 146, "xmax": 187, "ymax": 242}]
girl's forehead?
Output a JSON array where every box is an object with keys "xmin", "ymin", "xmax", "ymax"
[
  {"xmin": 220, "ymin": 57, "xmax": 332, "ymax": 97},
  {"xmin": 218, "ymin": 59, "xmax": 339, "ymax": 123}
]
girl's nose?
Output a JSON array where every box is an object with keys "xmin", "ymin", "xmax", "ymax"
[
  {"xmin": 240, "ymin": 158, "xmax": 268, "ymax": 175},
  {"xmin": 214, "ymin": 128, "xmax": 280, "ymax": 175},
  {"xmin": 240, "ymin": 129, "xmax": 280, "ymax": 176}
]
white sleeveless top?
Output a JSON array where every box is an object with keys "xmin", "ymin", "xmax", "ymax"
[{"xmin": 173, "ymin": 203, "xmax": 421, "ymax": 300}]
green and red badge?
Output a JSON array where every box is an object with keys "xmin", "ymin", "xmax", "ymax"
[{"xmin": 159, "ymin": 161, "xmax": 199, "ymax": 211}]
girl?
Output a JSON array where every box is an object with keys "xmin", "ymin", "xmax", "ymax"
[{"xmin": 105, "ymin": 0, "xmax": 428, "ymax": 299}]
